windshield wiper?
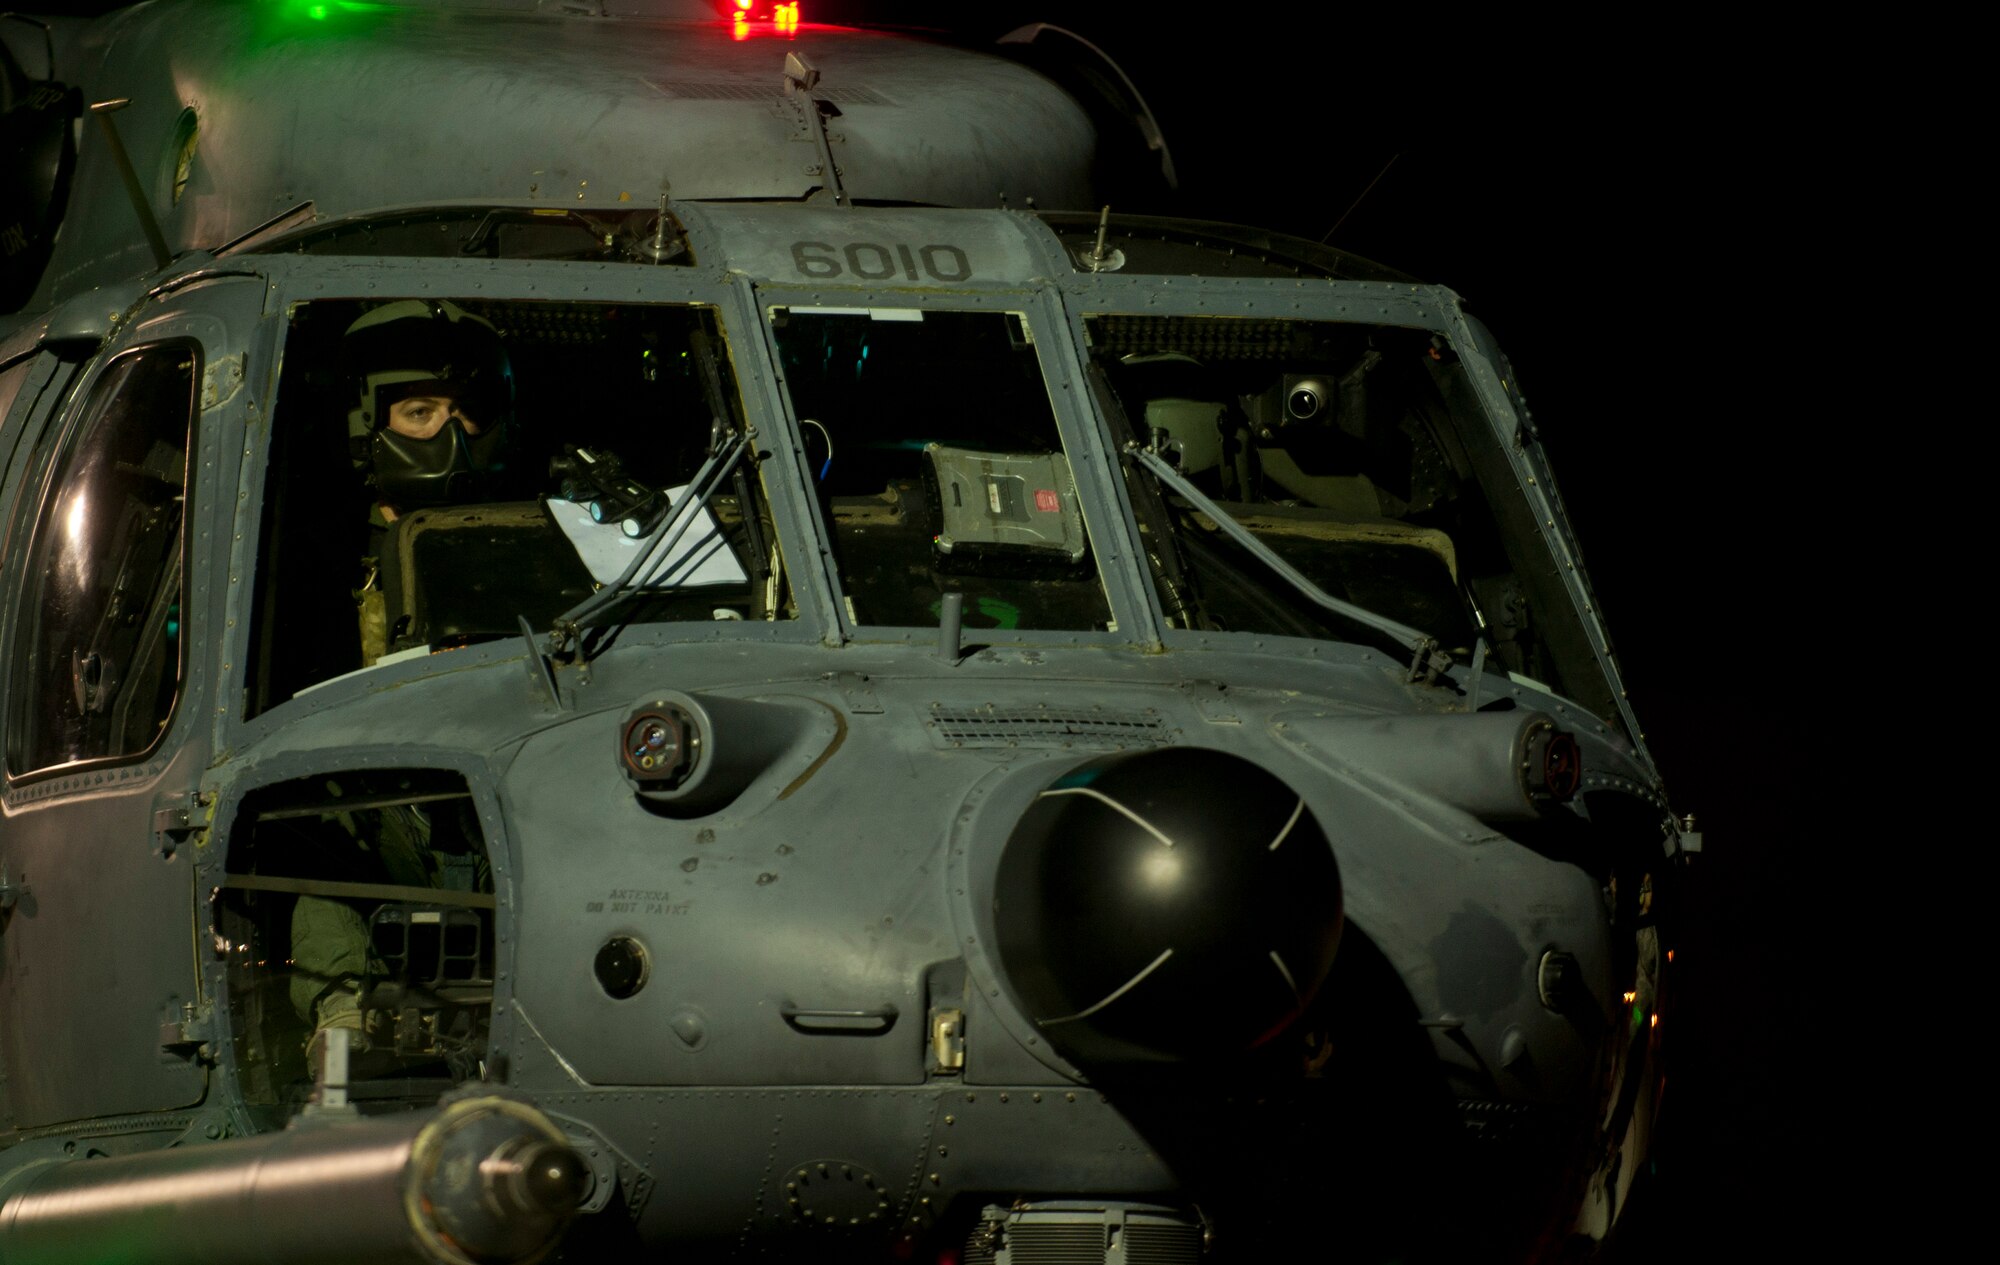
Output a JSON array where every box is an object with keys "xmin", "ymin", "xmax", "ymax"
[
  {"xmin": 1127, "ymin": 444, "xmax": 1454, "ymax": 683},
  {"xmin": 1085, "ymin": 363, "xmax": 1206, "ymax": 630},
  {"xmin": 548, "ymin": 428, "xmax": 747, "ymax": 656},
  {"xmin": 547, "ymin": 323, "xmax": 758, "ymax": 660}
]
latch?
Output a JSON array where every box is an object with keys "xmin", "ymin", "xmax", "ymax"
[
  {"xmin": 929, "ymin": 1007, "xmax": 965, "ymax": 1074},
  {"xmin": 200, "ymin": 352, "xmax": 246, "ymax": 411},
  {"xmin": 159, "ymin": 999, "xmax": 215, "ymax": 1062},
  {"xmin": 0, "ymin": 861, "xmax": 22, "ymax": 913},
  {"xmin": 152, "ymin": 789, "xmax": 209, "ymax": 857}
]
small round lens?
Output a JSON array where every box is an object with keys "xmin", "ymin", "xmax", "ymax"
[{"xmin": 594, "ymin": 937, "xmax": 649, "ymax": 999}]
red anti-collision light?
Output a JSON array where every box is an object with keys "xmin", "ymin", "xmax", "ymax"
[{"xmin": 719, "ymin": 1, "xmax": 802, "ymax": 28}]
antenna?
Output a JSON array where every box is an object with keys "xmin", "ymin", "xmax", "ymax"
[
  {"xmin": 1321, "ymin": 152, "xmax": 1400, "ymax": 245},
  {"xmin": 90, "ymin": 99, "xmax": 172, "ymax": 269},
  {"xmin": 1076, "ymin": 205, "xmax": 1125, "ymax": 273},
  {"xmin": 783, "ymin": 51, "xmax": 848, "ymax": 209}
]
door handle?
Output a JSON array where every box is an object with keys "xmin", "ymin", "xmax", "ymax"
[{"xmin": 780, "ymin": 1003, "xmax": 898, "ymax": 1035}]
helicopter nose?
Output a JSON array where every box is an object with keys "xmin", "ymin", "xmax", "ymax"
[{"xmin": 991, "ymin": 748, "xmax": 1343, "ymax": 1067}]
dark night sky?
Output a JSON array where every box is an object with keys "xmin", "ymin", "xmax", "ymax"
[{"xmin": 42, "ymin": 0, "xmax": 1832, "ymax": 1253}]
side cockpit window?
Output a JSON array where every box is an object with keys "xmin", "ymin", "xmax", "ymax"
[
  {"xmin": 6, "ymin": 343, "xmax": 196, "ymax": 776},
  {"xmin": 216, "ymin": 768, "xmax": 497, "ymax": 1123},
  {"xmin": 246, "ymin": 299, "xmax": 791, "ymax": 714},
  {"xmin": 1085, "ymin": 314, "xmax": 1617, "ymax": 724}
]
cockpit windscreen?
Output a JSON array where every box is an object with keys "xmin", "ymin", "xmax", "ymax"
[
  {"xmin": 768, "ymin": 307, "xmax": 1113, "ymax": 633},
  {"xmin": 1086, "ymin": 314, "xmax": 1617, "ymax": 723},
  {"xmin": 244, "ymin": 299, "xmax": 791, "ymax": 716}
]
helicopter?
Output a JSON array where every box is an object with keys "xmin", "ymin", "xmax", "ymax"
[{"xmin": 0, "ymin": 2, "xmax": 1694, "ymax": 1262}]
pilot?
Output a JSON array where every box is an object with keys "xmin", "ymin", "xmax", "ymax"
[
  {"xmin": 344, "ymin": 298, "xmax": 516, "ymax": 522},
  {"xmin": 341, "ymin": 300, "xmax": 516, "ymax": 664}
]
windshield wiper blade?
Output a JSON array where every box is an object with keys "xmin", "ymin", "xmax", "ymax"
[{"xmin": 1128, "ymin": 445, "xmax": 1452, "ymax": 679}]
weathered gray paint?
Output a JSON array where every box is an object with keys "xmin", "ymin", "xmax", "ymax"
[
  {"xmin": 0, "ymin": 5, "xmax": 1682, "ymax": 1256},
  {"xmin": 12, "ymin": 2, "xmax": 1098, "ymax": 315}
]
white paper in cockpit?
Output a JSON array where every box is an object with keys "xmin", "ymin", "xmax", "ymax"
[{"xmin": 546, "ymin": 490, "xmax": 749, "ymax": 588}]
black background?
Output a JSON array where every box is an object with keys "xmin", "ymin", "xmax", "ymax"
[{"xmin": 42, "ymin": 1, "xmax": 1828, "ymax": 1254}]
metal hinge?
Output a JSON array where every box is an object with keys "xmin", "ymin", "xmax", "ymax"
[
  {"xmin": 200, "ymin": 353, "xmax": 246, "ymax": 411},
  {"xmin": 1408, "ymin": 637, "xmax": 1452, "ymax": 686},
  {"xmin": 152, "ymin": 789, "xmax": 209, "ymax": 857},
  {"xmin": 159, "ymin": 999, "xmax": 215, "ymax": 1061}
]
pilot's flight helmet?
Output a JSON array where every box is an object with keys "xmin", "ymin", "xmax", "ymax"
[{"xmin": 344, "ymin": 299, "xmax": 514, "ymax": 509}]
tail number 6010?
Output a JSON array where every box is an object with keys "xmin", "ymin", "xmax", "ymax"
[{"xmin": 790, "ymin": 241, "xmax": 973, "ymax": 283}]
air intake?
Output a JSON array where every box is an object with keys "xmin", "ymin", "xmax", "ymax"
[
  {"xmin": 927, "ymin": 704, "xmax": 1172, "ymax": 750},
  {"xmin": 963, "ymin": 1203, "xmax": 1203, "ymax": 1265}
]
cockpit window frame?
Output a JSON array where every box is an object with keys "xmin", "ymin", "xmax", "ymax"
[
  {"xmin": 747, "ymin": 282, "xmax": 1155, "ymax": 649},
  {"xmin": 229, "ymin": 259, "xmax": 835, "ymax": 738},
  {"xmin": 1052, "ymin": 271, "xmax": 1642, "ymax": 752}
]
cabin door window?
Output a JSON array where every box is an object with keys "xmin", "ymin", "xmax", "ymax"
[{"xmin": 5, "ymin": 342, "xmax": 196, "ymax": 775}]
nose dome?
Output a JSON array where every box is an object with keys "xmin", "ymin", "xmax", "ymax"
[{"xmin": 992, "ymin": 748, "xmax": 1343, "ymax": 1067}]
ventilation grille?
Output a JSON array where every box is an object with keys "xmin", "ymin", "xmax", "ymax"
[
  {"xmin": 928, "ymin": 704, "xmax": 1172, "ymax": 750},
  {"xmin": 968, "ymin": 1220, "xmax": 1201, "ymax": 1264},
  {"xmin": 1123, "ymin": 1224, "xmax": 1202, "ymax": 1265},
  {"xmin": 1008, "ymin": 1225, "xmax": 1104, "ymax": 1265},
  {"xmin": 648, "ymin": 79, "xmax": 893, "ymax": 105}
]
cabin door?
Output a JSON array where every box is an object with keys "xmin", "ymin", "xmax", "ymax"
[{"xmin": 0, "ymin": 281, "xmax": 266, "ymax": 1129}]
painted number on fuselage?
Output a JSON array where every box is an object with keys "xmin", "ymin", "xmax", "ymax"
[{"xmin": 790, "ymin": 241, "xmax": 973, "ymax": 283}]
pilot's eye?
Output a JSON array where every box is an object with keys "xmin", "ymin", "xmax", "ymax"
[{"xmin": 388, "ymin": 398, "xmax": 464, "ymax": 439}]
